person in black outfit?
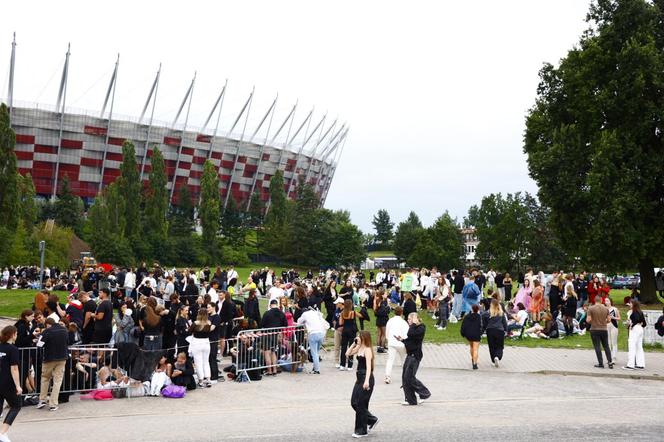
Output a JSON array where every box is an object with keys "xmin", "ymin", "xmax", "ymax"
[
  {"xmin": 261, "ymin": 300, "xmax": 288, "ymax": 375},
  {"xmin": 207, "ymin": 303, "xmax": 223, "ymax": 382},
  {"xmin": 460, "ymin": 304, "xmax": 483, "ymax": 369},
  {"xmin": 483, "ymin": 299, "xmax": 508, "ymax": 367},
  {"xmin": 396, "ymin": 313, "xmax": 431, "ymax": 405},
  {"xmin": 402, "ymin": 292, "xmax": 417, "ymax": 318},
  {"xmin": 219, "ymin": 292, "xmax": 236, "ymax": 357},
  {"xmin": 244, "ymin": 290, "xmax": 261, "ymax": 329},
  {"xmin": 308, "ymin": 287, "xmax": 323, "ymax": 311},
  {"xmin": 347, "ymin": 330, "xmax": 379, "ymax": 437},
  {"xmin": 0, "ymin": 326, "xmax": 22, "ymax": 441},
  {"xmin": 183, "ymin": 278, "xmax": 199, "ymax": 306},
  {"xmin": 93, "ymin": 288, "xmax": 113, "ymax": 344},
  {"xmin": 171, "ymin": 351, "xmax": 197, "ymax": 390},
  {"xmin": 14, "ymin": 309, "xmax": 35, "ymax": 393}
]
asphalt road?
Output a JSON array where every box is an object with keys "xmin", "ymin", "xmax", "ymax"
[{"xmin": 10, "ymin": 364, "xmax": 664, "ymax": 441}]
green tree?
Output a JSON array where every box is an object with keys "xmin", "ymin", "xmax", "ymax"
[
  {"xmin": 524, "ymin": 0, "xmax": 664, "ymax": 302},
  {"xmin": 143, "ymin": 147, "xmax": 169, "ymax": 250},
  {"xmin": 18, "ymin": 173, "xmax": 38, "ymax": 229},
  {"xmin": 288, "ymin": 180, "xmax": 321, "ymax": 264},
  {"xmin": 263, "ymin": 170, "xmax": 292, "ymax": 260},
  {"xmin": 247, "ymin": 191, "xmax": 265, "ymax": 228},
  {"xmin": 393, "ymin": 212, "xmax": 424, "ymax": 262},
  {"xmin": 119, "ymin": 140, "xmax": 141, "ymax": 241},
  {"xmin": 372, "ymin": 209, "xmax": 394, "ymax": 247},
  {"xmin": 54, "ymin": 174, "xmax": 83, "ymax": 235},
  {"xmin": 0, "ymin": 103, "xmax": 19, "ymax": 232},
  {"xmin": 265, "ymin": 170, "xmax": 287, "ymax": 225},
  {"xmin": 88, "ymin": 181, "xmax": 134, "ymax": 264},
  {"xmin": 408, "ymin": 213, "xmax": 463, "ymax": 271},
  {"xmin": 169, "ymin": 185, "xmax": 195, "ymax": 237},
  {"xmin": 220, "ymin": 194, "xmax": 246, "ymax": 249},
  {"xmin": 200, "ymin": 160, "xmax": 220, "ymax": 261}
]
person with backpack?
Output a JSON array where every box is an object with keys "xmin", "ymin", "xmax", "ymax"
[{"xmin": 655, "ymin": 306, "xmax": 664, "ymax": 338}]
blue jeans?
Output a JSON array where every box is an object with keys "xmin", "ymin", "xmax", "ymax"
[
  {"xmin": 143, "ymin": 334, "xmax": 162, "ymax": 351},
  {"xmin": 308, "ymin": 332, "xmax": 324, "ymax": 372},
  {"xmin": 451, "ymin": 293, "xmax": 463, "ymax": 318}
]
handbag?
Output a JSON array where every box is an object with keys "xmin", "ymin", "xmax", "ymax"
[{"xmin": 161, "ymin": 385, "xmax": 186, "ymax": 398}]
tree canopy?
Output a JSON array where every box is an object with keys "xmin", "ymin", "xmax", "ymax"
[
  {"xmin": 524, "ymin": 0, "xmax": 664, "ymax": 301},
  {"xmin": 372, "ymin": 209, "xmax": 394, "ymax": 247}
]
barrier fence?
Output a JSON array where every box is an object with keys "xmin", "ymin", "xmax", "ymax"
[
  {"xmin": 235, "ymin": 325, "xmax": 309, "ymax": 382},
  {"xmin": 16, "ymin": 324, "xmax": 310, "ymax": 399}
]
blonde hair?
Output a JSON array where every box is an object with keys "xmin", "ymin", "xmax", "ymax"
[{"xmin": 489, "ymin": 299, "xmax": 502, "ymax": 317}]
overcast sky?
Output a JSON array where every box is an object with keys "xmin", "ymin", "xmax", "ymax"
[{"xmin": 2, "ymin": 0, "xmax": 591, "ymax": 232}]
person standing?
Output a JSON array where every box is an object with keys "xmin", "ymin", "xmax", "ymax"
[
  {"xmin": 435, "ymin": 277, "xmax": 451, "ymax": 330},
  {"xmin": 384, "ymin": 306, "xmax": 408, "ymax": 384},
  {"xmin": 347, "ymin": 331, "xmax": 378, "ymax": 438},
  {"xmin": 0, "ymin": 326, "xmax": 22, "ymax": 442},
  {"xmin": 605, "ymin": 297, "xmax": 620, "ymax": 362},
  {"xmin": 623, "ymin": 300, "xmax": 647, "ymax": 370},
  {"xmin": 396, "ymin": 313, "xmax": 430, "ymax": 405},
  {"xmin": 450, "ymin": 270, "xmax": 465, "ymax": 322},
  {"xmin": 503, "ymin": 273, "xmax": 513, "ymax": 302},
  {"xmin": 461, "ymin": 275, "xmax": 481, "ymax": 317},
  {"xmin": 587, "ymin": 296, "xmax": 614, "ymax": 369},
  {"xmin": 297, "ymin": 307, "xmax": 329, "ymax": 374},
  {"xmin": 92, "ymin": 288, "xmax": 113, "ymax": 344},
  {"xmin": 260, "ymin": 299, "xmax": 288, "ymax": 376},
  {"xmin": 36, "ymin": 318, "xmax": 68, "ymax": 411},
  {"xmin": 207, "ymin": 303, "xmax": 222, "ymax": 383},
  {"xmin": 124, "ymin": 268, "xmax": 136, "ymax": 300},
  {"xmin": 189, "ymin": 309, "xmax": 215, "ymax": 387},
  {"xmin": 483, "ymin": 299, "xmax": 507, "ymax": 368},
  {"xmin": 460, "ymin": 304, "xmax": 482, "ymax": 369}
]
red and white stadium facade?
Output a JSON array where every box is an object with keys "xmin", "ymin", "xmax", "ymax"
[{"xmin": 5, "ymin": 37, "xmax": 348, "ymax": 210}]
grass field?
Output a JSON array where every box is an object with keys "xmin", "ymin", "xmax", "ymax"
[{"xmin": 2, "ymin": 284, "xmax": 661, "ymax": 352}]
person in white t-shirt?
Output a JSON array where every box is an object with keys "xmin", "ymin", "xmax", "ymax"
[
  {"xmin": 163, "ymin": 276, "xmax": 175, "ymax": 306},
  {"xmin": 384, "ymin": 306, "xmax": 409, "ymax": 384},
  {"xmin": 124, "ymin": 269, "xmax": 136, "ymax": 299},
  {"xmin": 268, "ymin": 283, "xmax": 285, "ymax": 303},
  {"xmin": 227, "ymin": 266, "xmax": 238, "ymax": 285},
  {"xmin": 487, "ymin": 269, "xmax": 496, "ymax": 291},
  {"xmin": 207, "ymin": 280, "xmax": 220, "ymax": 305}
]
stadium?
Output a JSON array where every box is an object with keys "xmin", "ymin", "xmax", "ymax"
[{"xmin": 4, "ymin": 37, "xmax": 348, "ymax": 210}]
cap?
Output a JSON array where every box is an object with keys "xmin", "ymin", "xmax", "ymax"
[
  {"xmin": 270, "ymin": 299, "xmax": 278, "ymax": 305},
  {"xmin": 334, "ymin": 298, "xmax": 345, "ymax": 305}
]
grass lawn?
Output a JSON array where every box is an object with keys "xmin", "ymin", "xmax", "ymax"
[{"xmin": 368, "ymin": 250, "xmax": 394, "ymax": 258}]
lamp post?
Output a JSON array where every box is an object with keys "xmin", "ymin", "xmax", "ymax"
[{"xmin": 38, "ymin": 240, "xmax": 46, "ymax": 289}]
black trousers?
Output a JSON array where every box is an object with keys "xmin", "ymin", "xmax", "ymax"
[
  {"xmin": 0, "ymin": 388, "xmax": 21, "ymax": 426},
  {"xmin": 402, "ymin": 355, "xmax": 430, "ymax": 405},
  {"xmin": 209, "ymin": 341, "xmax": 219, "ymax": 380},
  {"xmin": 590, "ymin": 330, "xmax": 612, "ymax": 365},
  {"xmin": 486, "ymin": 328, "xmax": 505, "ymax": 361},
  {"xmin": 351, "ymin": 373, "xmax": 377, "ymax": 435},
  {"xmin": 340, "ymin": 334, "xmax": 355, "ymax": 368}
]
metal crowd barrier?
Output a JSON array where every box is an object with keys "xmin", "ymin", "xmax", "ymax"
[
  {"xmin": 235, "ymin": 324, "xmax": 308, "ymax": 382},
  {"xmin": 17, "ymin": 343, "xmax": 118, "ymax": 399}
]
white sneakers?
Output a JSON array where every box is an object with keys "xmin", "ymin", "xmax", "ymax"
[
  {"xmin": 0, "ymin": 432, "xmax": 10, "ymax": 442},
  {"xmin": 384, "ymin": 376, "xmax": 391, "ymax": 384},
  {"xmin": 493, "ymin": 357, "xmax": 500, "ymax": 368}
]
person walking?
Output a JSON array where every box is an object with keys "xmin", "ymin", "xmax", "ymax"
[
  {"xmin": 384, "ymin": 306, "xmax": 409, "ymax": 384},
  {"xmin": 347, "ymin": 331, "xmax": 378, "ymax": 438},
  {"xmin": 396, "ymin": 313, "xmax": 431, "ymax": 405},
  {"xmin": 435, "ymin": 277, "xmax": 451, "ymax": 330},
  {"xmin": 339, "ymin": 300, "xmax": 364, "ymax": 371},
  {"xmin": 587, "ymin": 295, "xmax": 614, "ymax": 369},
  {"xmin": 483, "ymin": 299, "xmax": 507, "ymax": 368},
  {"xmin": 461, "ymin": 276, "xmax": 481, "ymax": 318},
  {"xmin": 36, "ymin": 318, "xmax": 68, "ymax": 411},
  {"xmin": 297, "ymin": 307, "xmax": 329, "ymax": 374},
  {"xmin": 605, "ymin": 297, "xmax": 620, "ymax": 362},
  {"xmin": 450, "ymin": 271, "xmax": 465, "ymax": 322},
  {"xmin": 460, "ymin": 304, "xmax": 482, "ymax": 369},
  {"xmin": 0, "ymin": 326, "xmax": 22, "ymax": 442},
  {"xmin": 624, "ymin": 300, "xmax": 647, "ymax": 370}
]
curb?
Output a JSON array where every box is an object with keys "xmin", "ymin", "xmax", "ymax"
[{"xmin": 534, "ymin": 369, "xmax": 664, "ymax": 381}]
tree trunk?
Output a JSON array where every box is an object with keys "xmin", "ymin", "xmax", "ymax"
[{"xmin": 638, "ymin": 257, "xmax": 657, "ymax": 304}]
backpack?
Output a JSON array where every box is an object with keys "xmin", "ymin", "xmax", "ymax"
[
  {"xmin": 161, "ymin": 384, "xmax": 186, "ymax": 398},
  {"xmin": 656, "ymin": 315, "xmax": 664, "ymax": 337}
]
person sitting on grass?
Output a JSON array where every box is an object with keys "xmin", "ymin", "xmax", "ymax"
[{"xmin": 507, "ymin": 303, "xmax": 528, "ymax": 335}]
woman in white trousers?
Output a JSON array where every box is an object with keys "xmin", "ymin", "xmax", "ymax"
[
  {"xmin": 605, "ymin": 298, "xmax": 620, "ymax": 361},
  {"xmin": 384, "ymin": 306, "xmax": 409, "ymax": 384},
  {"xmin": 624, "ymin": 301, "xmax": 647, "ymax": 370},
  {"xmin": 189, "ymin": 309, "xmax": 215, "ymax": 387}
]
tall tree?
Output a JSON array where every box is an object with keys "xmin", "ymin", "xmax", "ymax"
[
  {"xmin": 119, "ymin": 140, "xmax": 141, "ymax": 241},
  {"xmin": 263, "ymin": 170, "xmax": 291, "ymax": 260},
  {"xmin": 88, "ymin": 181, "xmax": 134, "ymax": 264},
  {"xmin": 143, "ymin": 147, "xmax": 169, "ymax": 242},
  {"xmin": 265, "ymin": 170, "xmax": 287, "ymax": 224},
  {"xmin": 169, "ymin": 184, "xmax": 195, "ymax": 237},
  {"xmin": 372, "ymin": 209, "xmax": 394, "ymax": 247},
  {"xmin": 0, "ymin": 103, "xmax": 19, "ymax": 231},
  {"xmin": 524, "ymin": 0, "xmax": 664, "ymax": 302},
  {"xmin": 289, "ymin": 180, "xmax": 321, "ymax": 264},
  {"xmin": 200, "ymin": 160, "xmax": 220, "ymax": 261},
  {"xmin": 393, "ymin": 211, "xmax": 424, "ymax": 262},
  {"xmin": 18, "ymin": 173, "xmax": 38, "ymax": 230},
  {"xmin": 247, "ymin": 191, "xmax": 265, "ymax": 228},
  {"xmin": 220, "ymin": 194, "xmax": 245, "ymax": 248},
  {"xmin": 54, "ymin": 174, "xmax": 83, "ymax": 235}
]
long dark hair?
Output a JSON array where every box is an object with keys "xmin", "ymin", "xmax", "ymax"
[
  {"xmin": 631, "ymin": 300, "xmax": 642, "ymax": 314},
  {"xmin": 0, "ymin": 325, "xmax": 17, "ymax": 343}
]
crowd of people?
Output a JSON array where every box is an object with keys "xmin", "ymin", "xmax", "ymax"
[{"xmin": 0, "ymin": 262, "xmax": 660, "ymax": 440}]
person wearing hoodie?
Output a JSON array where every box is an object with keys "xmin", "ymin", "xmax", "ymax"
[
  {"xmin": 65, "ymin": 295, "xmax": 84, "ymax": 330},
  {"xmin": 460, "ymin": 304, "xmax": 483, "ymax": 370},
  {"xmin": 395, "ymin": 313, "xmax": 430, "ymax": 406},
  {"xmin": 482, "ymin": 299, "xmax": 508, "ymax": 367}
]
